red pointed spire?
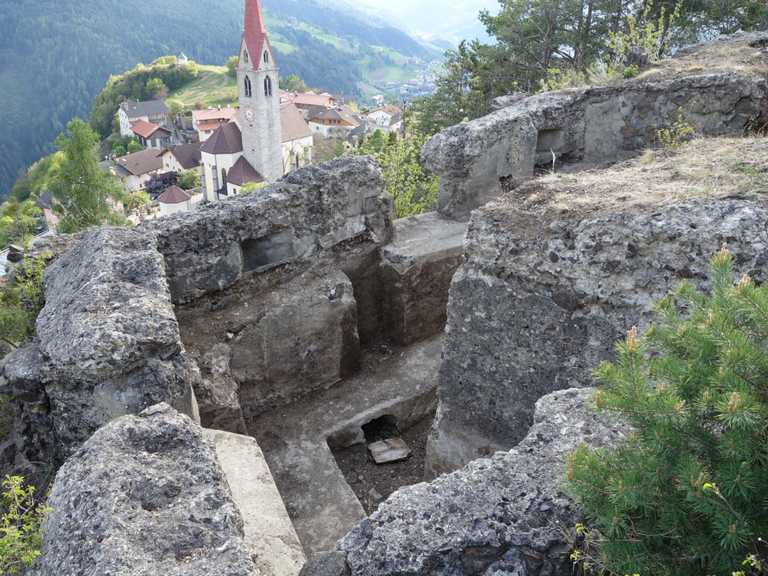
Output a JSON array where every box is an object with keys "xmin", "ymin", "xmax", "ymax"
[{"xmin": 243, "ymin": 0, "xmax": 270, "ymax": 66}]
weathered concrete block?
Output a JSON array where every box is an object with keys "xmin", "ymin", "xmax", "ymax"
[
  {"xmin": 205, "ymin": 429, "xmax": 306, "ymax": 576},
  {"xmin": 303, "ymin": 388, "xmax": 629, "ymax": 576},
  {"xmin": 427, "ymin": 138, "xmax": 768, "ymax": 474},
  {"xmin": 30, "ymin": 404, "xmax": 256, "ymax": 576},
  {"xmin": 5, "ymin": 228, "xmax": 200, "ymax": 469},
  {"xmin": 179, "ymin": 265, "xmax": 360, "ymax": 420},
  {"xmin": 424, "ymin": 33, "xmax": 768, "ymax": 220},
  {"xmin": 381, "ymin": 212, "xmax": 466, "ymax": 345},
  {"xmin": 146, "ymin": 156, "xmax": 392, "ymax": 304}
]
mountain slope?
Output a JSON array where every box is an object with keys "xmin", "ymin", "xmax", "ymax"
[{"xmin": 0, "ymin": 0, "xmax": 439, "ymax": 197}]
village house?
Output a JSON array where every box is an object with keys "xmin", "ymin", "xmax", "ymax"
[
  {"xmin": 156, "ymin": 184, "xmax": 203, "ymax": 216},
  {"xmin": 113, "ymin": 148, "xmax": 164, "ymax": 192},
  {"xmin": 365, "ymin": 104, "xmax": 403, "ymax": 132},
  {"xmin": 308, "ymin": 107, "xmax": 360, "ymax": 138},
  {"xmin": 192, "ymin": 107, "xmax": 237, "ymax": 142},
  {"xmin": 280, "ymin": 90, "xmax": 337, "ymax": 115},
  {"xmin": 118, "ymin": 99, "xmax": 169, "ymax": 137},
  {"xmin": 130, "ymin": 119, "xmax": 173, "ymax": 149},
  {"xmin": 160, "ymin": 142, "xmax": 202, "ymax": 175}
]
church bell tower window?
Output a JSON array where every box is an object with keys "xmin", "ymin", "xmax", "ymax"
[
  {"xmin": 244, "ymin": 75, "xmax": 252, "ymax": 98},
  {"xmin": 263, "ymin": 51, "xmax": 269, "ymax": 64},
  {"xmin": 264, "ymin": 76, "xmax": 273, "ymax": 97}
]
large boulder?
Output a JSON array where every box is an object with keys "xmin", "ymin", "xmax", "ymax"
[
  {"xmin": 30, "ymin": 404, "xmax": 257, "ymax": 576},
  {"xmin": 427, "ymin": 137, "xmax": 768, "ymax": 475},
  {"xmin": 4, "ymin": 228, "xmax": 199, "ymax": 472},
  {"xmin": 301, "ymin": 388, "xmax": 629, "ymax": 576}
]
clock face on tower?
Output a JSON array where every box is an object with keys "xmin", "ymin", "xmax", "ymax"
[{"xmin": 244, "ymin": 109, "xmax": 255, "ymax": 122}]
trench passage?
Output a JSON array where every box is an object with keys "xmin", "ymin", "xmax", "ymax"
[{"xmin": 332, "ymin": 411, "xmax": 435, "ymax": 515}]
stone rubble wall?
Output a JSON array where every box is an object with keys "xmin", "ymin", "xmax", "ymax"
[
  {"xmin": 300, "ymin": 388, "xmax": 630, "ymax": 576},
  {"xmin": 424, "ymin": 70, "xmax": 768, "ymax": 220},
  {"xmin": 427, "ymin": 194, "xmax": 768, "ymax": 475}
]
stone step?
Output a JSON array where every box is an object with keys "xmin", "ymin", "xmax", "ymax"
[
  {"xmin": 248, "ymin": 336, "xmax": 443, "ymax": 555},
  {"xmin": 205, "ymin": 429, "xmax": 306, "ymax": 575}
]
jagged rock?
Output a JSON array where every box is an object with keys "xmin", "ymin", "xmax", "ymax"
[
  {"xmin": 305, "ymin": 388, "xmax": 628, "ymax": 576},
  {"xmin": 30, "ymin": 404, "xmax": 257, "ymax": 576},
  {"xmin": 423, "ymin": 33, "xmax": 768, "ymax": 219},
  {"xmin": 146, "ymin": 156, "xmax": 393, "ymax": 304},
  {"xmin": 428, "ymin": 138, "xmax": 768, "ymax": 474},
  {"xmin": 5, "ymin": 228, "xmax": 199, "ymax": 469},
  {"xmin": 195, "ymin": 344, "xmax": 247, "ymax": 434}
]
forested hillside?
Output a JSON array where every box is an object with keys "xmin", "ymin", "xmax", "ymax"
[{"xmin": 0, "ymin": 0, "xmax": 439, "ymax": 197}]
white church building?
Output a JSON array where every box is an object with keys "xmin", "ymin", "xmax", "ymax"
[{"xmin": 201, "ymin": 0, "xmax": 311, "ymax": 202}]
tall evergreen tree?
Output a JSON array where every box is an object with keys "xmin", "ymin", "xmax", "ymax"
[{"xmin": 51, "ymin": 119, "xmax": 126, "ymax": 233}]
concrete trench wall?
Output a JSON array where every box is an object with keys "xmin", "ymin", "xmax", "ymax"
[
  {"xmin": 424, "ymin": 72, "xmax": 768, "ymax": 220},
  {"xmin": 2, "ymin": 156, "xmax": 472, "ymax": 572}
]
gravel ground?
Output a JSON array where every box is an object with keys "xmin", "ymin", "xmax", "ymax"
[{"xmin": 332, "ymin": 413, "xmax": 435, "ymax": 514}]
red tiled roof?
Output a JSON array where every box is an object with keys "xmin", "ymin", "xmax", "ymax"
[
  {"xmin": 243, "ymin": 0, "xmax": 271, "ymax": 67},
  {"xmin": 197, "ymin": 119, "xmax": 228, "ymax": 133},
  {"xmin": 227, "ymin": 156, "xmax": 264, "ymax": 186},
  {"xmin": 130, "ymin": 119, "xmax": 168, "ymax": 139},
  {"xmin": 158, "ymin": 185, "xmax": 191, "ymax": 205},
  {"xmin": 286, "ymin": 91, "xmax": 337, "ymax": 108},
  {"xmin": 200, "ymin": 122, "xmax": 243, "ymax": 155},
  {"xmin": 192, "ymin": 107, "xmax": 237, "ymax": 123}
]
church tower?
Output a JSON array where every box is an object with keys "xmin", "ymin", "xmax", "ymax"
[{"xmin": 238, "ymin": 0, "xmax": 282, "ymax": 182}]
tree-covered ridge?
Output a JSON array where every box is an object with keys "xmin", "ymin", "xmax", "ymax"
[
  {"xmin": 0, "ymin": 0, "xmax": 438, "ymax": 198},
  {"xmin": 411, "ymin": 0, "xmax": 768, "ymax": 135}
]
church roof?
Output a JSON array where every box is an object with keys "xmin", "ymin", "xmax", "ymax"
[
  {"xmin": 227, "ymin": 156, "xmax": 264, "ymax": 186},
  {"xmin": 242, "ymin": 0, "xmax": 271, "ymax": 65},
  {"xmin": 280, "ymin": 103, "xmax": 312, "ymax": 143},
  {"xmin": 158, "ymin": 185, "xmax": 191, "ymax": 205},
  {"xmin": 200, "ymin": 122, "xmax": 243, "ymax": 155}
]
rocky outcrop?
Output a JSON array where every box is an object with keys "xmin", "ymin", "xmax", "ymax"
[
  {"xmin": 301, "ymin": 388, "xmax": 629, "ymax": 576},
  {"xmin": 147, "ymin": 156, "xmax": 392, "ymax": 305},
  {"xmin": 427, "ymin": 137, "xmax": 768, "ymax": 474},
  {"xmin": 4, "ymin": 228, "xmax": 199, "ymax": 475},
  {"xmin": 424, "ymin": 32, "xmax": 768, "ymax": 220},
  {"xmin": 30, "ymin": 404, "xmax": 257, "ymax": 576}
]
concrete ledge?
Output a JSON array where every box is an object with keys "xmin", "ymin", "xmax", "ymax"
[
  {"xmin": 205, "ymin": 429, "xmax": 306, "ymax": 576},
  {"xmin": 381, "ymin": 213, "xmax": 466, "ymax": 345}
]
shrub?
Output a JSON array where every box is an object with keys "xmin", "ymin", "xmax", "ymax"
[
  {"xmin": 0, "ymin": 476, "xmax": 48, "ymax": 575},
  {"xmin": 656, "ymin": 110, "xmax": 696, "ymax": 151},
  {"xmin": 0, "ymin": 256, "xmax": 46, "ymax": 350},
  {"xmin": 567, "ymin": 249, "xmax": 768, "ymax": 575}
]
